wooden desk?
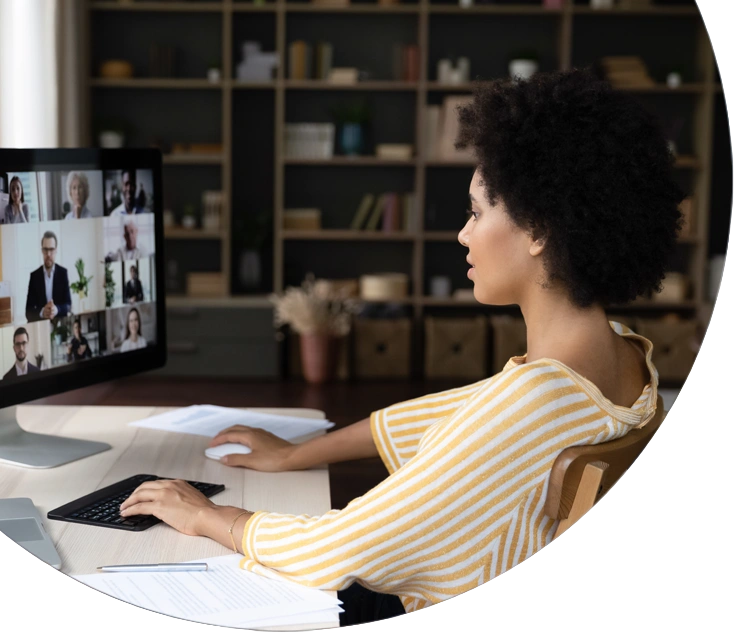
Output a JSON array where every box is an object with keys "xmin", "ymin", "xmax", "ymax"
[{"xmin": 0, "ymin": 405, "xmax": 338, "ymax": 630}]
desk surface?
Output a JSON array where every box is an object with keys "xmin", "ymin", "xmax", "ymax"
[{"xmin": 0, "ymin": 404, "xmax": 337, "ymax": 630}]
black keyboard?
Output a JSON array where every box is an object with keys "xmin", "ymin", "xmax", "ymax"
[{"xmin": 47, "ymin": 474, "xmax": 225, "ymax": 532}]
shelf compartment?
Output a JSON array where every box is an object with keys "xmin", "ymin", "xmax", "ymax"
[
  {"xmin": 165, "ymin": 229, "xmax": 226, "ymax": 240},
  {"xmin": 283, "ymin": 156, "xmax": 416, "ymax": 166},
  {"xmin": 284, "ymin": 80, "xmax": 419, "ymax": 91},
  {"xmin": 89, "ymin": 78, "xmax": 223, "ymax": 89},
  {"xmin": 282, "ymin": 230, "xmax": 416, "ymax": 241},
  {"xmin": 91, "ymin": 1, "xmax": 226, "ymax": 12},
  {"xmin": 163, "ymin": 153, "xmax": 225, "ymax": 165}
]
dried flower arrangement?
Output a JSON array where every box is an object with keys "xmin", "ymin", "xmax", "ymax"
[{"xmin": 269, "ymin": 274, "xmax": 361, "ymax": 337}]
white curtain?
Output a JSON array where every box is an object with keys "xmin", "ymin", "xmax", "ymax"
[{"xmin": 0, "ymin": 0, "xmax": 83, "ymax": 148}]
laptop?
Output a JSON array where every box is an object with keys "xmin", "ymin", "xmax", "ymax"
[{"xmin": 0, "ymin": 498, "xmax": 62, "ymax": 569}]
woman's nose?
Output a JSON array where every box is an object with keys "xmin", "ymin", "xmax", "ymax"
[{"xmin": 458, "ymin": 220, "xmax": 470, "ymax": 247}]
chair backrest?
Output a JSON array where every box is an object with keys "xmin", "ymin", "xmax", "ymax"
[{"xmin": 545, "ymin": 394, "xmax": 665, "ymax": 538}]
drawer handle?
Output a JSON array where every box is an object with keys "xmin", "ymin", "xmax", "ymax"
[
  {"xmin": 168, "ymin": 307, "xmax": 199, "ymax": 319},
  {"xmin": 168, "ymin": 342, "xmax": 199, "ymax": 354}
]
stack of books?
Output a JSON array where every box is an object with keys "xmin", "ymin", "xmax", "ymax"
[
  {"xmin": 289, "ymin": 41, "xmax": 333, "ymax": 81},
  {"xmin": 600, "ymin": 56, "xmax": 655, "ymax": 89},
  {"xmin": 349, "ymin": 193, "xmax": 416, "ymax": 232},
  {"xmin": 284, "ymin": 123, "xmax": 335, "ymax": 159}
]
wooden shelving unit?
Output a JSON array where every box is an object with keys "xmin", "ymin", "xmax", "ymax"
[{"xmin": 85, "ymin": 0, "xmax": 724, "ymax": 381}]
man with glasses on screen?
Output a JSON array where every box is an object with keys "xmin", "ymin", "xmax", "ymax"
[
  {"xmin": 25, "ymin": 231, "xmax": 72, "ymax": 323},
  {"xmin": 3, "ymin": 328, "xmax": 40, "ymax": 380}
]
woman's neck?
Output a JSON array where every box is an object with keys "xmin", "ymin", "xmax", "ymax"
[{"xmin": 520, "ymin": 289, "xmax": 613, "ymax": 363}]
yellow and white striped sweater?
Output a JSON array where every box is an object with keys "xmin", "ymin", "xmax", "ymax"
[{"xmin": 240, "ymin": 322, "xmax": 659, "ymax": 612}]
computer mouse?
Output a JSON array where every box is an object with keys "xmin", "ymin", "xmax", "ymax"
[{"xmin": 205, "ymin": 443, "xmax": 252, "ymax": 461}]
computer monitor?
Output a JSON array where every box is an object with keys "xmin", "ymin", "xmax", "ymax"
[{"xmin": 0, "ymin": 148, "xmax": 166, "ymax": 468}]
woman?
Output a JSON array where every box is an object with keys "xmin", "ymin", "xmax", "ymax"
[
  {"xmin": 119, "ymin": 307, "xmax": 147, "ymax": 352},
  {"xmin": 64, "ymin": 171, "xmax": 96, "ymax": 219},
  {"xmin": 3, "ymin": 176, "xmax": 29, "ymax": 224},
  {"xmin": 67, "ymin": 319, "xmax": 93, "ymax": 362},
  {"xmin": 120, "ymin": 69, "xmax": 682, "ymax": 623}
]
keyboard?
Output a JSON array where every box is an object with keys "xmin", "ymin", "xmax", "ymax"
[{"xmin": 47, "ymin": 474, "xmax": 225, "ymax": 532}]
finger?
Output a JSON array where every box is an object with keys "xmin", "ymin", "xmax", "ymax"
[
  {"xmin": 121, "ymin": 487, "xmax": 167, "ymax": 510},
  {"xmin": 220, "ymin": 454, "xmax": 254, "ymax": 468},
  {"xmin": 211, "ymin": 425, "xmax": 252, "ymax": 439},
  {"xmin": 209, "ymin": 429, "xmax": 254, "ymax": 447},
  {"xmin": 120, "ymin": 502, "xmax": 157, "ymax": 518}
]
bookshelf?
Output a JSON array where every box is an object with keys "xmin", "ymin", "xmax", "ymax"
[{"xmin": 85, "ymin": 0, "xmax": 727, "ymax": 381}]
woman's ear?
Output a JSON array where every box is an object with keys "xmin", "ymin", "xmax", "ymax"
[{"xmin": 529, "ymin": 236, "xmax": 546, "ymax": 257}]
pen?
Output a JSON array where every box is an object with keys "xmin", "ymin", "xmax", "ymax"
[{"xmin": 97, "ymin": 563, "xmax": 209, "ymax": 573}]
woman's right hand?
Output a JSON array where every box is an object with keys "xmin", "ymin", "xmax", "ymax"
[{"xmin": 208, "ymin": 426, "xmax": 297, "ymax": 472}]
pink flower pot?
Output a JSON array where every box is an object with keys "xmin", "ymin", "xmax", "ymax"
[{"xmin": 300, "ymin": 333, "xmax": 338, "ymax": 384}]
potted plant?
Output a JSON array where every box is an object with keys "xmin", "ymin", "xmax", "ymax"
[
  {"xmin": 330, "ymin": 101, "xmax": 372, "ymax": 156},
  {"xmin": 50, "ymin": 323, "xmax": 68, "ymax": 346},
  {"xmin": 103, "ymin": 259, "xmax": 116, "ymax": 308},
  {"xmin": 269, "ymin": 274, "xmax": 360, "ymax": 384},
  {"xmin": 70, "ymin": 259, "xmax": 93, "ymax": 313},
  {"xmin": 234, "ymin": 210, "xmax": 271, "ymax": 292},
  {"xmin": 509, "ymin": 49, "xmax": 540, "ymax": 81},
  {"xmin": 207, "ymin": 58, "xmax": 222, "ymax": 83}
]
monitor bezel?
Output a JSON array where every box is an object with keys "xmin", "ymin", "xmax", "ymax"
[{"xmin": 0, "ymin": 148, "xmax": 167, "ymax": 408}]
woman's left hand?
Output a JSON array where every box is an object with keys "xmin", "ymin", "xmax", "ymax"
[{"xmin": 120, "ymin": 479, "xmax": 216, "ymax": 536}]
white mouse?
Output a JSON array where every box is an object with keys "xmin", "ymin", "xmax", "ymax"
[{"xmin": 205, "ymin": 443, "xmax": 252, "ymax": 461}]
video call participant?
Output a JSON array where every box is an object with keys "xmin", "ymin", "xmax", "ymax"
[
  {"xmin": 3, "ymin": 327, "xmax": 40, "ymax": 380},
  {"xmin": 111, "ymin": 219, "xmax": 149, "ymax": 260},
  {"xmin": 64, "ymin": 171, "xmax": 96, "ymax": 219},
  {"xmin": 120, "ymin": 307, "xmax": 147, "ymax": 352},
  {"xmin": 25, "ymin": 231, "xmax": 72, "ymax": 323},
  {"xmin": 125, "ymin": 266, "xmax": 144, "ymax": 304},
  {"xmin": 67, "ymin": 318, "xmax": 93, "ymax": 362},
  {"xmin": 109, "ymin": 169, "xmax": 145, "ymax": 216},
  {"xmin": 2, "ymin": 176, "xmax": 29, "ymax": 224}
]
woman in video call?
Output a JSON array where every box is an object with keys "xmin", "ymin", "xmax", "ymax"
[
  {"xmin": 67, "ymin": 318, "xmax": 93, "ymax": 362},
  {"xmin": 119, "ymin": 307, "xmax": 147, "ymax": 352},
  {"xmin": 3, "ymin": 176, "xmax": 29, "ymax": 224},
  {"xmin": 120, "ymin": 69, "xmax": 681, "ymax": 624},
  {"xmin": 64, "ymin": 171, "xmax": 96, "ymax": 220}
]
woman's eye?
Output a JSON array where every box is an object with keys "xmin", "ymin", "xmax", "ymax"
[{"xmin": 466, "ymin": 209, "xmax": 478, "ymax": 220}]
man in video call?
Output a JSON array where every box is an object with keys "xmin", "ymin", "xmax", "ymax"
[
  {"xmin": 125, "ymin": 265, "xmax": 144, "ymax": 304},
  {"xmin": 3, "ymin": 327, "xmax": 40, "ymax": 380},
  {"xmin": 115, "ymin": 219, "xmax": 149, "ymax": 260},
  {"xmin": 110, "ymin": 169, "xmax": 145, "ymax": 216},
  {"xmin": 25, "ymin": 231, "xmax": 72, "ymax": 323}
]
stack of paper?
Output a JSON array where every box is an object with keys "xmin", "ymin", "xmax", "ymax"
[
  {"xmin": 129, "ymin": 405, "xmax": 334, "ymax": 440},
  {"xmin": 75, "ymin": 555, "xmax": 342, "ymax": 628}
]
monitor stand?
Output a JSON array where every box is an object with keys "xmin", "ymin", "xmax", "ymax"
[{"xmin": 0, "ymin": 405, "xmax": 111, "ymax": 469}]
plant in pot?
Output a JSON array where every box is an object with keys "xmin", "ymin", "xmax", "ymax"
[
  {"xmin": 508, "ymin": 49, "xmax": 540, "ymax": 81},
  {"xmin": 269, "ymin": 274, "xmax": 361, "ymax": 384},
  {"xmin": 50, "ymin": 322, "xmax": 68, "ymax": 347},
  {"xmin": 330, "ymin": 101, "xmax": 372, "ymax": 156},
  {"xmin": 103, "ymin": 258, "xmax": 116, "ymax": 308},
  {"xmin": 234, "ymin": 210, "xmax": 271, "ymax": 292},
  {"xmin": 69, "ymin": 258, "xmax": 93, "ymax": 313}
]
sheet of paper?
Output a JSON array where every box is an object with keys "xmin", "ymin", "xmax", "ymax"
[
  {"xmin": 128, "ymin": 404, "xmax": 334, "ymax": 440},
  {"xmin": 238, "ymin": 608, "xmax": 341, "ymax": 629},
  {"xmin": 75, "ymin": 554, "xmax": 341, "ymax": 627}
]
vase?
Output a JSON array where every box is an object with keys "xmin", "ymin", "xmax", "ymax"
[
  {"xmin": 509, "ymin": 59, "xmax": 538, "ymax": 81},
  {"xmin": 338, "ymin": 123, "xmax": 364, "ymax": 156},
  {"xmin": 299, "ymin": 333, "xmax": 338, "ymax": 384},
  {"xmin": 239, "ymin": 249, "xmax": 262, "ymax": 290}
]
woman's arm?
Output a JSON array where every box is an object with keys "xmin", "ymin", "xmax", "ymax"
[{"xmin": 208, "ymin": 416, "xmax": 378, "ymax": 472}]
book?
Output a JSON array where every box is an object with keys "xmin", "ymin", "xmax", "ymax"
[
  {"xmin": 382, "ymin": 193, "xmax": 400, "ymax": 233},
  {"xmin": 315, "ymin": 42, "xmax": 333, "ymax": 80},
  {"xmin": 350, "ymin": 194, "xmax": 375, "ymax": 230},
  {"xmin": 364, "ymin": 194, "xmax": 387, "ymax": 230},
  {"xmin": 289, "ymin": 41, "xmax": 307, "ymax": 80},
  {"xmin": 403, "ymin": 45, "xmax": 420, "ymax": 82},
  {"xmin": 425, "ymin": 105, "xmax": 441, "ymax": 159}
]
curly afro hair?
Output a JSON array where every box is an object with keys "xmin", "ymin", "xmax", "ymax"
[{"xmin": 456, "ymin": 68, "xmax": 685, "ymax": 308}]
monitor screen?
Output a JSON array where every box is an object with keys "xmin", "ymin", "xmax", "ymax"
[{"xmin": 0, "ymin": 149, "xmax": 166, "ymax": 408}]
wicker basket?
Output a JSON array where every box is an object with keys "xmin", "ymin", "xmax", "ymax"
[
  {"xmin": 353, "ymin": 318, "xmax": 411, "ymax": 378},
  {"xmin": 635, "ymin": 318, "xmax": 698, "ymax": 383},
  {"xmin": 424, "ymin": 316, "xmax": 488, "ymax": 379}
]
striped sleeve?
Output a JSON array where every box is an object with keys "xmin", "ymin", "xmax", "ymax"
[
  {"xmin": 370, "ymin": 378, "xmax": 489, "ymax": 473},
  {"xmin": 240, "ymin": 362, "xmax": 615, "ymax": 611}
]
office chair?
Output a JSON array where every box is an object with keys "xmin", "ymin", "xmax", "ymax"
[{"xmin": 545, "ymin": 394, "xmax": 666, "ymax": 539}]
